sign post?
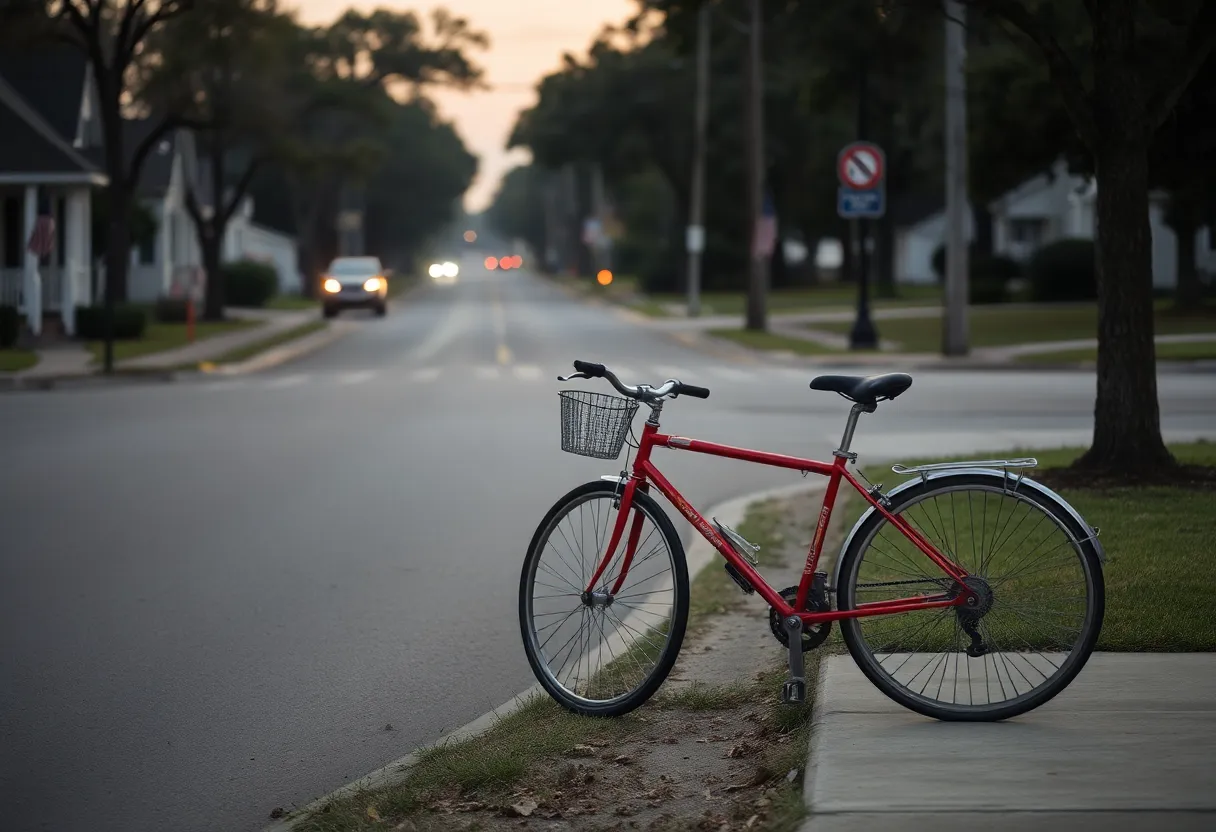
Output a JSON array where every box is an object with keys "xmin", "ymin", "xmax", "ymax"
[{"xmin": 837, "ymin": 141, "xmax": 885, "ymax": 349}]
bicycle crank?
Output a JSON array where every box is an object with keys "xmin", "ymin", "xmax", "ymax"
[{"xmin": 769, "ymin": 579, "xmax": 832, "ymax": 652}]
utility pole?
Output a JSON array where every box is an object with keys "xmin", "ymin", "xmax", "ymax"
[
  {"xmin": 943, "ymin": 0, "xmax": 969, "ymax": 355},
  {"xmin": 848, "ymin": 63, "xmax": 878, "ymax": 349},
  {"xmin": 686, "ymin": 2, "xmax": 711, "ymax": 318},
  {"xmin": 744, "ymin": 0, "xmax": 768, "ymax": 331}
]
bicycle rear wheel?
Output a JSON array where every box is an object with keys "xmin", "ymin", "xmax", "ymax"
[
  {"xmin": 836, "ymin": 472, "xmax": 1104, "ymax": 721},
  {"xmin": 519, "ymin": 481, "xmax": 688, "ymax": 717}
]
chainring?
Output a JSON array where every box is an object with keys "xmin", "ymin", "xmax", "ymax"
[{"xmin": 769, "ymin": 585, "xmax": 833, "ymax": 652}]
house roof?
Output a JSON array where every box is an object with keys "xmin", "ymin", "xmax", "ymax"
[
  {"xmin": 81, "ymin": 119, "xmax": 192, "ymax": 197},
  {"xmin": 0, "ymin": 71, "xmax": 104, "ymax": 182},
  {"xmin": 0, "ymin": 46, "xmax": 88, "ymax": 142}
]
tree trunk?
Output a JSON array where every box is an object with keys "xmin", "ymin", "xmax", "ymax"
[
  {"xmin": 104, "ymin": 189, "xmax": 130, "ymax": 304},
  {"xmin": 1074, "ymin": 138, "xmax": 1175, "ymax": 473},
  {"xmin": 1172, "ymin": 216, "xmax": 1201, "ymax": 310},
  {"xmin": 200, "ymin": 224, "xmax": 225, "ymax": 321}
]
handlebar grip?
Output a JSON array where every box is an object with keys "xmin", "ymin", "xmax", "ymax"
[
  {"xmin": 572, "ymin": 360, "xmax": 607, "ymax": 378},
  {"xmin": 676, "ymin": 382, "xmax": 711, "ymax": 399}
]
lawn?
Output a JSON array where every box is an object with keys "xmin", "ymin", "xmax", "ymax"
[
  {"xmin": 1020, "ymin": 338, "xmax": 1216, "ymax": 364},
  {"xmin": 87, "ymin": 319, "xmax": 256, "ymax": 363},
  {"xmin": 814, "ymin": 300, "xmax": 1216, "ymax": 353},
  {"xmin": 842, "ymin": 441, "xmax": 1216, "ymax": 652},
  {"xmin": 708, "ymin": 327, "xmax": 840, "ymax": 355},
  {"xmin": 0, "ymin": 348, "xmax": 38, "ymax": 372},
  {"xmin": 265, "ymin": 294, "xmax": 319, "ymax": 311},
  {"xmin": 645, "ymin": 283, "xmax": 942, "ymax": 317}
]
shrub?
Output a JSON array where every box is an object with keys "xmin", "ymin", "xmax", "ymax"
[
  {"xmin": 223, "ymin": 260, "xmax": 278, "ymax": 308},
  {"xmin": 1027, "ymin": 238, "xmax": 1096, "ymax": 302},
  {"xmin": 968, "ymin": 254, "xmax": 1022, "ymax": 304},
  {"xmin": 0, "ymin": 305, "xmax": 19, "ymax": 348},
  {"xmin": 154, "ymin": 297, "xmax": 191, "ymax": 323},
  {"xmin": 75, "ymin": 304, "xmax": 147, "ymax": 340}
]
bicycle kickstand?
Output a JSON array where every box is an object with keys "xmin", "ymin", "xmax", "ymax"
[{"xmin": 781, "ymin": 615, "xmax": 807, "ymax": 705}]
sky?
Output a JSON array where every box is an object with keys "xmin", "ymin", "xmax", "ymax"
[{"xmin": 296, "ymin": 0, "xmax": 637, "ymax": 213}]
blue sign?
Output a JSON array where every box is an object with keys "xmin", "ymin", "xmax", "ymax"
[{"xmin": 838, "ymin": 186, "xmax": 885, "ymax": 219}]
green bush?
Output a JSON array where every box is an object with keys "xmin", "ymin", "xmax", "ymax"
[
  {"xmin": 154, "ymin": 297, "xmax": 191, "ymax": 323},
  {"xmin": 223, "ymin": 260, "xmax": 278, "ymax": 308},
  {"xmin": 75, "ymin": 304, "xmax": 147, "ymax": 340},
  {"xmin": 0, "ymin": 305, "xmax": 19, "ymax": 348},
  {"xmin": 969, "ymin": 254, "xmax": 1022, "ymax": 304},
  {"xmin": 1027, "ymin": 238, "xmax": 1096, "ymax": 302}
]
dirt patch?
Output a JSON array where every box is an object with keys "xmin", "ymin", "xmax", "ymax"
[{"xmin": 296, "ymin": 489, "xmax": 844, "ymax": 832}]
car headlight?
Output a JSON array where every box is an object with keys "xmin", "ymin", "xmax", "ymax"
[
  {"xmin": 323, "ymin": 278, "xmax": 341, "ymax": 293},
  {"xmin": 428, "ymin": 263, "xmax": 443, "ymax": 278},
  {"xmin": 364, "ymin": 277, "xmax": 384, "ymax": 292},
  {"xmin": 441, "ymin": 261, "xmax": 459, "ymax": 277}
]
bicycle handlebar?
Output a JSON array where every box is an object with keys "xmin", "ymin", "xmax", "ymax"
[{"xmin": 563, "ymin": 360, "xmax": 710, "ymax": 401}]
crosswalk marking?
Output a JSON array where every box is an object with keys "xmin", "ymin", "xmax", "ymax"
[
  {"xmin": 189, "ymin": 362, "xmax": 823, "ymax": 393},
  {"xmin": 338, "ymin": 370, "xmax": 376, "ymax": 385}
]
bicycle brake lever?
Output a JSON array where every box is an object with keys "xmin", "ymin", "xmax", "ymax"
[{"xmin": 557, "ymin": 372, "xmax": 591, "ymax": 382}]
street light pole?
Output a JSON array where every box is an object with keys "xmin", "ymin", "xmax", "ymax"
[
  {"xmin": 744, "ymin": 0, "xmax": 768, "ymax": 331},
  {"xmin": 943, "ymin": 0, "xmax": 970, "ymax": 355},
  {"xmin": 849, "ymin": 62, "xmax": 878, "ymax": 349},
  {"xmin": 686, "ymin": 2, "xmax": 711, "ymax": 318}
]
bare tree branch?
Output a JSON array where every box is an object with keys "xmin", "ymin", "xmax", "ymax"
[
  {"xmin": 1143, "ymin": 1, "xmax": 1216, "ymax": 131},
  {"xmin": 963, "ymin": 0, "xmax": 1096, "ymax": 146},
  {"xmin": 220, "ymin": 157, "xmax": 264, "ymax": 226},
  {"xmin": 126, "ymin": 114, "xmax": 202, "ymax": 190}
]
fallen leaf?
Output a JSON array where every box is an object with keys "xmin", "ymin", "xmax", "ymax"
[
  {"xmin": 745, "ymin": 813, "xmax": 761, "ymax": 828},
  {"xmin": 786, "ymin": 768, "xmax": 799, "ymax": 782},
  {"xmin": 568, "ymin": 744, "xmax": 597, "ymax": 756},
  {"xmin": 268, "ymin": 808, "xmax": 285, "ymax": 819},
  {"xmin": 366, "ymin": 806, "xmax": 381, "ymax": 821},
  {"xmin": 383, "ymin": 723, "xmax": 394, "ymax": 731},
  {"xmin": 504, "ymin": 798, "xmax": 537, "ymax": 818},
  {"xmin": 613, "ymin": 754, "xmax": 634, "ymax": 765}
]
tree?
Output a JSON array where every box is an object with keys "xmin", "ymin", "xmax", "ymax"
[
  {"xmin": 484, "ymin": 165, "xmax": 549, "ymax": 265},
  {"xmin": 956, "ymin": 0, "xmax": 1216, "ymax": 475},
  {"xmin": 0, "ymin": 0, "xmax": 195, "ymax": 370},
  {"xmin": 143, "ymin": 0, "xmax": 296, "ymax": 319},
  {"xmin": 285, "ymin": 7, "xmax": 487, "ymax": 297}
]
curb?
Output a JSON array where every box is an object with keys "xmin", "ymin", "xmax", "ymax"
[
  {"xmin": 206, "ymin": 320, "xmax": 354, "ymax": 376},
  {"xmin": 260, "ymin": 477, "xmax": 827, "ymax": 832}
]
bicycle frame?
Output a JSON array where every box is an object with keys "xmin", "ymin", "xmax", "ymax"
[{"xmin": 583, "ymin": 415, "xmax": 975, "ymax": 626}]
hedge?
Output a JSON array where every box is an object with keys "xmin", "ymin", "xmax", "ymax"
[
  {"xmin": 223, "ymin": 260, "xmax": 278, "ymax": 308},
  {"xmin": 1027, "ymin": 238, "xmax": 1097, "ymax": 302}
]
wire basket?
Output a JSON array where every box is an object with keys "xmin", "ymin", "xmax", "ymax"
[{"xmin": 559, "ymin": 390, "xmax": 640, "ymax": 460}]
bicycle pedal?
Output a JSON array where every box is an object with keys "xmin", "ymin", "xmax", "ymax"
[
  {"xmin": 781, "ymin": 679, "xmax": 806, "ymax": 705},
  {"xmin": 724, "ymin": 562, "xmax": 754, "ymax": 595}
]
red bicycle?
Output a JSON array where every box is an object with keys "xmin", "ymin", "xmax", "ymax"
[{"xmin": 520, "ymin": 361, "xmax": 1106, "ymax": 722}]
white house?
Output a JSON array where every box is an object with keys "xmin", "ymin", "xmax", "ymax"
[
  {"xmin": 893, "ymin": 157, "xmax": 1216, "ymax": 288},
  {"xmin": 893, "ymin": 195, "xmax": 975, "ymax": 285},
  {"xmin": 0, "ymin": 47, "xmax": 105, "ymax": 337},
  {"xmin": 220, "ymin": 194, "xmax": 303, "ymax": 295}
]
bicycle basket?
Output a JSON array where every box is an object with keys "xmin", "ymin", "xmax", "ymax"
[{"xmin": 558, "ymin": 390, "xmax": 640, "ymax": 460}]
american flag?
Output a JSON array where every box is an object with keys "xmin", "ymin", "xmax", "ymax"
[
  {"xmin": 27, "ymin": 213, "xmax": 56, "ymax": 259},
  {"xmin": 751, "ymin": 191, "xmax": 777, "ymax": 260}
]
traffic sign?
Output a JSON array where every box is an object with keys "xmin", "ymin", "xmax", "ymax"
[
  {"xmin": 837, "ymin": 142, "xmax": 885, "ymax": 190},
  {"xmin": 838, "ymin": 186, "xmax": 885, "ymax": 219}
]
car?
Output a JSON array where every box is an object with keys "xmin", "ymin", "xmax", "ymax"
[{"xmin": 320, "ymin": 256, "xmax": 389, "ymax": 318}]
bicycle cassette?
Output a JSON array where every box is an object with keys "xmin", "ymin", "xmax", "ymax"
[{"xmin": 769, "ymin": 584, "xmax": 832, "ymax": 652}]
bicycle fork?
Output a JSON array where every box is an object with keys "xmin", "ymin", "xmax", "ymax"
[{"xmin": 584, "ymin": 478, "xmax": 648, "ymax": 598}]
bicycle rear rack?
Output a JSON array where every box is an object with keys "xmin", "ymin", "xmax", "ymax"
[{"xmin": 891, "ymin": 458, "xmax": 1038, "ymax": 482}]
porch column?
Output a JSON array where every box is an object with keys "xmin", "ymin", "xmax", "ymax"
[
  {"xmin": 22, "ymin": 185, "xmax": 42, "ymax": 336},
  {"xmin": 63, "ymin": 188, "xmax": 89, "ymax": 335}
]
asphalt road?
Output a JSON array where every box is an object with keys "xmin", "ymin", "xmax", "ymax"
[{"xmin": 2, "ymin": 265, "xmax": 1214, "ymax": 832}]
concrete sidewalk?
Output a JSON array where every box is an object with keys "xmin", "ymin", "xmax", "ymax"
[
  {"xmin": 117, "ymin": 307, "xmax": 317, "ymax": 370},
  {"xmin": 799, "ymin": 653, "xmax": 1216, "ymax": 831}
]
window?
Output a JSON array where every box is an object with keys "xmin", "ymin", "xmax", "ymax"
[
  {"xmin": 1010, "ymin": 217, "xmax": 1047, "ymax": 246},
  {"xmin": 139, "ymin": 227, "xmax": 156, "ymax": 264}
]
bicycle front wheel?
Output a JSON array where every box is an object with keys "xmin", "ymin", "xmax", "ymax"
[
  {"xmin": 837, "ymin": 472, "xmax": 1105, "ymax": 722},
  {"xmin": 519, "ymin": 481, "xmax": 689, "ymax": 717}
]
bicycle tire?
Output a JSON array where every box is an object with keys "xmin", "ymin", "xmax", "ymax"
[
  {"xmin": 519, "ymin": 481, "xmax": 689, "ymax": 717},
  {"xmin": 836, "ymin": 471, "xmax": 1105, "ymax": 722}
]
